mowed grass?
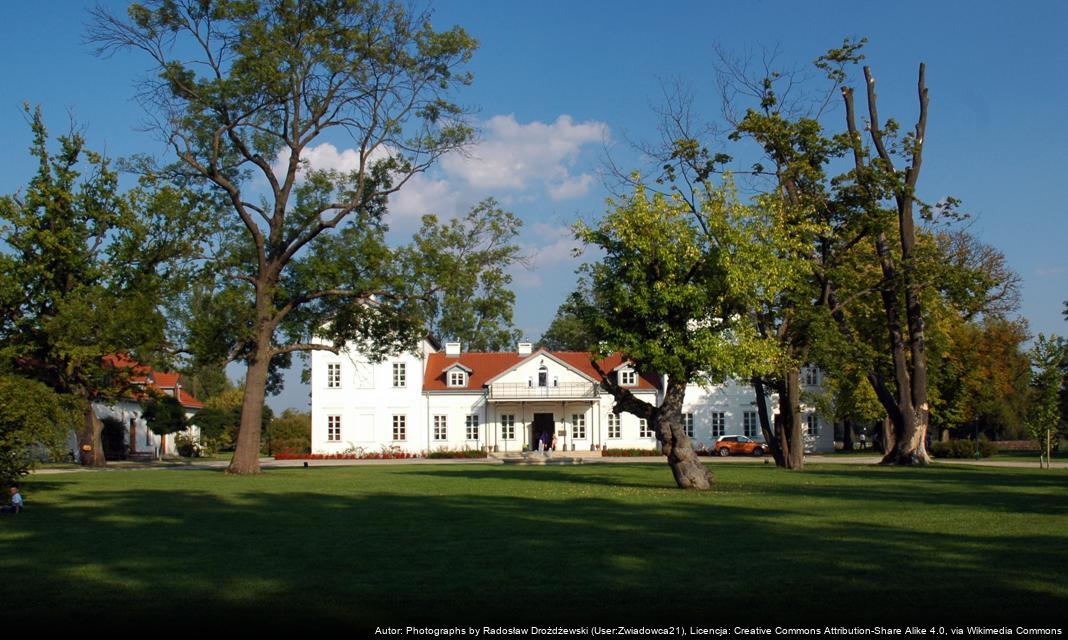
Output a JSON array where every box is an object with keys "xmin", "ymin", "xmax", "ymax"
[{"xmin": 2, "ymin": 463, "xmax": 1066, "ymax": 629}]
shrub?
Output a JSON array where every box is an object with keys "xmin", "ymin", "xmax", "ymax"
[
  {"xmin": 174, "ymin": 433, "xmax": 199, "ymax": 457},
  {"xmin": 930, "ymin": 440, "xmax": 997, "ymax": 459},
  {"xmin": 601, "ymin": 448, "xmax": 660, "ymax": 457}
]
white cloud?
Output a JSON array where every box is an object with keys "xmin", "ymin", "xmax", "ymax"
[{"xmin": 441, "ymin": 114, "xmax": 606, "ymax": 199}]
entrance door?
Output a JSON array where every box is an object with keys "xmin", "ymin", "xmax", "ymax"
[{"xmin": 532, "ymin": 413, "xmax": 554, "ymax": 451}]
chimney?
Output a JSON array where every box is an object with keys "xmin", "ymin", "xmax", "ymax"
[
  {"xmin": 445, "ymin": 342, "xmax": 461, "ymax": 357},
  {"xmin": 517, "ymin": 342, "xmax": 532, "ymax": 356}
]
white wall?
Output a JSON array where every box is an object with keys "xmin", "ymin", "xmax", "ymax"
[{"xmin": 311, "ymin": 340, "xmax": 433, "ymax": 455}]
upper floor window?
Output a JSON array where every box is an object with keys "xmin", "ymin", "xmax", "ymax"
[
  {"xmin": 327, "ymin": 363, "xmax": 341, "ymax": 388},
  {"xmin": 538, "ymin": 364, "xmax": 548, "ymax": 387},
  {"xmin": 448, "ymin": 370, "xmax": 467, "ymax": 387},
  {"xmin": 803, "ymin": 366, "xmax": 820, "ymax": 387},
  {"xmin": 392, "ymin": 363, "xmax": 406, "ymax": 388},
  {"xmin": 619, "ymin": 369, "xmax": 637, "ymax": 386}
]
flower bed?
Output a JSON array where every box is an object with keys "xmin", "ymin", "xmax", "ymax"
[
  {"xmin": 600, "ymin": 448, "xmax": 660, "ymax": 457},
  {"xmin": 274, "ymin": 452, "xmax": 420, "ymax": 460},
  {"xmin": 426, "ymin": 449, "xmax": 489, "ymax": 459}
]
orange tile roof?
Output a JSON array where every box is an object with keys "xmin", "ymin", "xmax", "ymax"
[
  {"xmin": 423, "ymin": 349, "xmax": 660, "ymax": 392},
  {"xmin": 103, "ymin": 355, "xmax": 204, "ymax": 410}
]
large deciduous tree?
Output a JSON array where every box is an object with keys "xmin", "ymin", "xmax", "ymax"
[
  {"xmin": 0, "ymin": 108, "xmax": 211, "ymax": 466},
  {"xmin": 91, "ymin": 0, "xmax": 480, "ymax": 474},
  {"xmin": 573, "ymin": 182, "xmax": 784, "ymax": 490}
]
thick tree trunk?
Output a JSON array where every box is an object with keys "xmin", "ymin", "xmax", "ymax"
[
  {"xmin": 77, "ymin": 403, "xmax": 106, "ymax": 467},
  {"xmin": 228, "ymin": 337, "xmax": 272, "ymax": 475},
  {"xmin": 779, "ymin": 368, "xmax": 805, "ymax": 470},
  {"xmin": 655, "ymin": 380, "xmax": 713, "ymax": 490},
  {"xmin": 842, "ymin": 419, "xmax": 854, "ymax": 452}
]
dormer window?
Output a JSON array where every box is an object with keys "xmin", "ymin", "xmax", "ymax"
[
  {"xmin": 448, "ymin": 370, "xmax": 467, "ymax": 388},
  {"xmin": 619, "ymin": 369, "xmax": 637, "ymax": 386}
]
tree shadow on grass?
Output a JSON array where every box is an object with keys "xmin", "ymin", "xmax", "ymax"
[{"xmin": 1, "ymin": 467, "xmax": 1065, "ymax": 631}]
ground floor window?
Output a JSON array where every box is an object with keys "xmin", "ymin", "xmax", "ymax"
[
  {"xmin": 683, "ymin": 413, "xmax": 694, "ymax": 438},
  {"xmin": 711, "ymin": 412, "xmax": 725, "ymax": 437},
  {"xmin": 639, "ymin": 418, "xmax": 653, "ymax": 439},
  {"xmin": 744, "ymin": 411, "xmax": 759, "ymax": 437},
  {"xmin": 392, "ymin": 415, "xmax": 406, "ymax": 441},
  {"xmin": 501, "ymin": 414, "xmax": 515, "ymax": 440},
  {"xmin": 433, "ymin": 415, "xmax": 447, "ymax": 441},
  {"xmin": 571, "ymin": 414, "xmax": 586, "ymax": 439},
  {"xmin": 607, "ymin": 413, "xmax": 621, "ymax": 439},
  {"xmin": 328, "ymin": 415, "xmax": 341, "ymax": 442},
  {"xmin": 806, "ymin": 414, "xmax": 819, "ymax": 437},
  {"xmin": 465, "ymin": 414, "xmax": 479, "ymax": 440}
]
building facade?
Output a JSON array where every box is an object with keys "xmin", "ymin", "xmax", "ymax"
[{"xmin": 310, "ymin": 341, "xmax": 834, "ymax": 455}]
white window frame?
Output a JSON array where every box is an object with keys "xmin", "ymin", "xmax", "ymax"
[
  {"xmin": 639, "ymin": 418, "xmax": 653, "ymax": 439},
  {"xmin": 465, "ymin": 414, "xmax": 480, "ymax": 441},
  {"xmin": 448, "ymin": 370, "xmax": 467, "ymax": 388},
  {"xmin": 501, "ymin": 414, "xmax": 516, "ymax": 441},
  {"xmin": 607, "ymin": 413, "xmax": 621, "ymax": 439},
  {"xmin": 326, "ymin": 362, "xmax": 341, "ymax": 389},
  {"xmin": 803, "ymin": 366, "xmax": 819, "ymax": 386},
  {"xmin": 806, "ymin": 414, "xmax": 820, "ymax": 437},
  {"xmin": 571, "ymin": 414, "xmax": 586, "ymax": 440},
  {"xmin": 683, "ymin": 413, "xmax": 694, "ymax": 438},
  {"xmin": 392, "ymin": 362, "xmax": 406, "ymax": 388},
  {"xmin": 327, "ymin": 415, "xmax": 341, "ymax": 442},
  {"xmin": 392, "ymin": 415, "xmax": 407, "ymax": 441},
  {"xmin": 433, "ymin": 415, "xmax": 447, "ymax": 441},
  {"xmin": 711, "ymin": 412, "xmax": 725, "ymax": 437},
  {"xmin": 744, "ymin": 411, "xmax": 759, "ymax": 438},
  {"xmin": 619, "ymin": 369, "xmax": 637, "ymax": 386}
]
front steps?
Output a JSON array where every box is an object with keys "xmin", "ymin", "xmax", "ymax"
[{"xmin": 492, "ymin": 450, "xmax": 602, "ymax": 465}]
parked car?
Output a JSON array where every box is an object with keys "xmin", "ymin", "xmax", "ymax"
[{"xmin": 714, "ymin": 435, "xmax": 768, "ymax": 457}]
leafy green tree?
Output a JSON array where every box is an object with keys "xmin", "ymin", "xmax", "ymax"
[
  {"xmin": 0, "ymin": 108, "xmax": 211, "ymax": 466},
  {"xmin": 397, "ymin": 200, "xmax": 523, "ymax": 351},
  {"xmin": 573, "ymin": 182, "xmax": 783, "ymax": 490},
  {"xmin": 142, "ymin": 395, "xmax": 189, "ymax": 456},
  {"xmin": 1028, "ymin": 334, "xmax": 1066, "ymax": 469},
  {"xmin": 0, "ymin": 374, "xmax": 78, "ymax": 483},
  {"xmin": 538, "ymin": 295, "xmax": 596, "ymax": 352},
  {"xmin": 265, "ymin": 409, "xmax": 311, "ymax": 456},
  {"xmin": 91, "ymin": 0, "xmax": 481, "ymax": 474}
]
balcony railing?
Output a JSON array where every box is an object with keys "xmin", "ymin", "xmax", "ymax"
[{"xmin": 488, "ymin": 381, "xmax": 598, "ymax": 400}]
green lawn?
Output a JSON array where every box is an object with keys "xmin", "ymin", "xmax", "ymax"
[{"xmin": 3, "ymin": 463, "xmax": 1066, "ymax": 629}]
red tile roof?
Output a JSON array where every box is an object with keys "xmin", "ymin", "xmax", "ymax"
[
  {"xmin": 103, "ymin": 355, "xmax": 204, "ymax": 409},
  {"xmin": 423, "ymin": 349, "xmax": 660, "ymax": 392}
]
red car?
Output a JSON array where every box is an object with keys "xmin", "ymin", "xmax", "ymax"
[{"xmin": 714, "ymin": 435, "xmax": 768, "ymax": 457}]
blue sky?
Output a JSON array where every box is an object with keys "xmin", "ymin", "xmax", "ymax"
[{"xmin": 2, "ymin": 1, "xmax": 1066, "ymax": 412}]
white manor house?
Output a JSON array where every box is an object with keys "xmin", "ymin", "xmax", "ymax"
[{"xmin": 310, "ymin": 339, "xmax": 834, "ymax": 456}]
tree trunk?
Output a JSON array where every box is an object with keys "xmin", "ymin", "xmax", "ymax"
[
  {"xmin": 77, "ymin": 403, "xmax": 106, "ymax": 467},
  {"xmin": 842, "ymin": 419, "xmax": 854, "ymax": 452},
  {"xmin": 228, "ymin": 336, "xmax": 272, "ymax": 475},
  {"xmin": 655, "ymin": 379, "xmax": 713, "ymax": 490},
  {"xmin": 779, "ymin": 368, "xmax": 805, "ymax": 470},
  {"xmin": 753, "ymin": 376, "xmax": 785, "ymax": 466}
]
